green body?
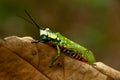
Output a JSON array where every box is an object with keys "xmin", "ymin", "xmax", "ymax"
[
  {"xmin": 57, "ymin": 33, "xmax": 96, "ymax": 64},
  {"xmin": 39, "ymin": 28, "xmax": 96, "ymax": 66}
]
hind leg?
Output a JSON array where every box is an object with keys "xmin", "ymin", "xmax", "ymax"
[{"xmin": 49, "ymin": 45, "xmax": 61, "ymax": 67}]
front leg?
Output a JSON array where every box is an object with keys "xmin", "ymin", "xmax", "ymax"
[
  {"xmin": 31, "ymin": 40, "xmax": 39, "ymax": 43},
  {"xmin": 32, "ymin": 38, "xmax": 45, "ymax": 43},
  {"xmin": 49, "ymin": 45, "xmax": 61, "ymax": 67}
]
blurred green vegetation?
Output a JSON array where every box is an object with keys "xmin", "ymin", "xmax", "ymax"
[{"xmin": 0, "ymin": 0, "xmax": 120, "ymax": 70}]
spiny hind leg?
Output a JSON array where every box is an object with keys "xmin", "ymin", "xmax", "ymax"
[{"xmin": 49, "ymin": 45, "xmax": 61, "ymax": 67}]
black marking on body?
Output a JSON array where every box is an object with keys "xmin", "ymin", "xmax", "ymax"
[
  {"xmin": 59, "ymin": 46, "xmax": 88, "ymax": 62},
  {"xmin": 45, "ymin": 39, "xmax": 88, "ymax": 63}
]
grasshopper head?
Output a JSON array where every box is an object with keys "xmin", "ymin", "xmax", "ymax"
[{"xmin": 40, "ymin": 28, "xmax": 58, "ymax": 42}]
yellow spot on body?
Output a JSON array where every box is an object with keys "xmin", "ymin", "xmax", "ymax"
[
  {"xmin": 82, "ymin": 54, "xmax": 84, "ymax": 58},
  {"xmin": 46, "ymin": 28, "xmax": 50, "ymax": 30},
  {"xmin": 57, "ymin": 37, "xmax": 59, "ymax": 40},
  {"xmin": 71, "ymin": 41, "xmax": 73, "ymax": 44},
  {"xmin": 48, "ymin": 33, "xmax": 57, "ymax": 39}
]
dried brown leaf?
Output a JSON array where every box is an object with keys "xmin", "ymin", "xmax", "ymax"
[{"xmin": 0, "ymin": 36, "xmax": 119, "ymax": 80}]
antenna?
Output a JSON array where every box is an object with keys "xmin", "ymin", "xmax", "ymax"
[
  {"xmin": 24, "ymin": 10, "xmax": 41, "ymax": 29},
  {"xmin": 17, "ymin": 10, "xmax": 45, "ymax": 30},
  {"xmin": 17, "ymin": 15, "xmax": 34, "ymax": 25}
]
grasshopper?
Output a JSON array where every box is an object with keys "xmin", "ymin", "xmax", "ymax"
[{"xmin": 20, "ymin": 10, "xmax": 96, "ymax": 67}]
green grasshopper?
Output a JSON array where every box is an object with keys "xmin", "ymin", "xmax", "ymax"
[{"xmin": 21, "ymin": 10, "xmax": 96, "ymax": 67}]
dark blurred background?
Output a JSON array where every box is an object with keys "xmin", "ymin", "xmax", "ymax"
[{"xmin": 0, "ymin": 0, "xmax": 120, "ymax": 70}]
